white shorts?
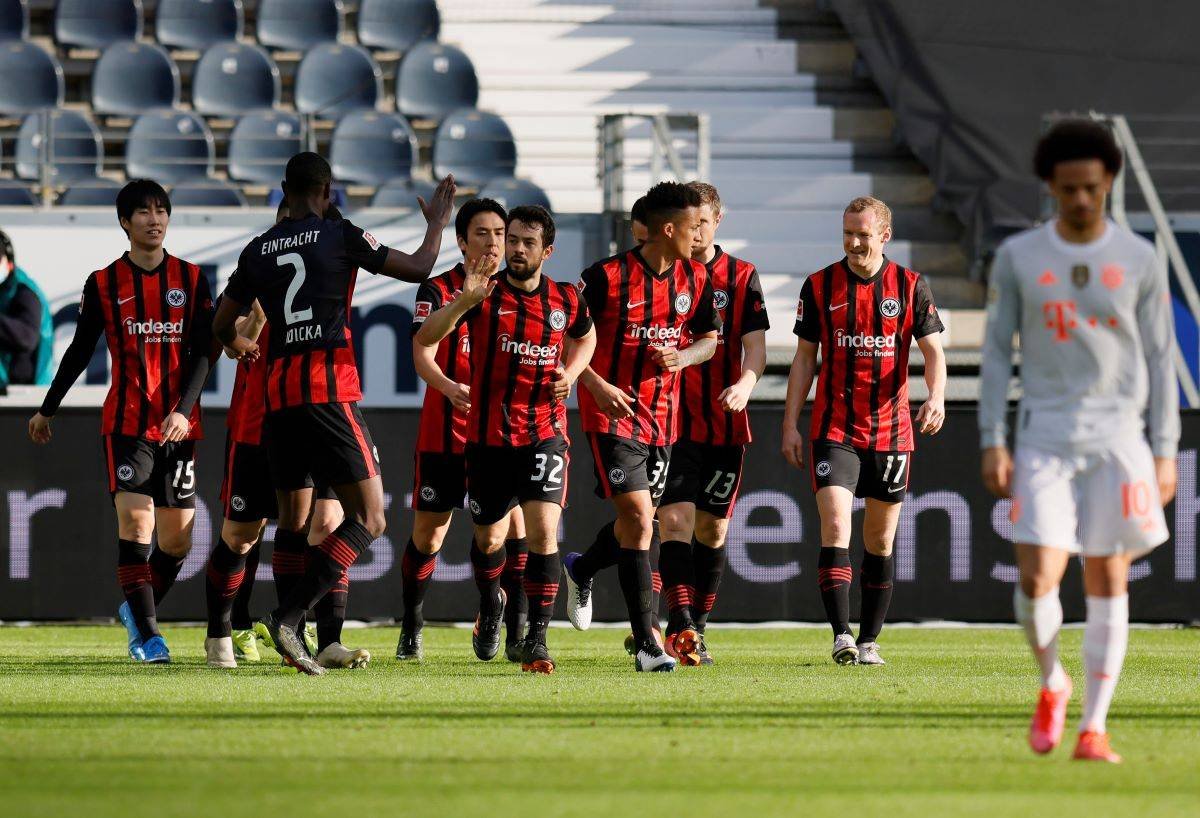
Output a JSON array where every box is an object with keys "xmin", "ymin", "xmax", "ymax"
[{"xmin": 1011, "ymin": 436, "xmax": 1168, "ymax": 557}]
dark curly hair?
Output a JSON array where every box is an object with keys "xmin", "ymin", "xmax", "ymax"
[{"xmin": 1034, "ymin": 120, "xmax": 1123, "ymax": 181}]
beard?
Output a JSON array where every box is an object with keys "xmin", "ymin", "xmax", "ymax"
[{"xmin": 507, "ymin": 261, "xmax": 539, "ymax": 281}]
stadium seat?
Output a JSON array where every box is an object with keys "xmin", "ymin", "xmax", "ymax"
[
  {"xmin": 0, "ymin": 43, "xmax": 64, "ymax": 115},
  {"xmin": 256, "ymin": 0, "xmax": 341, "ymax": 51},
  {"xmin": 357, "ymin": 0, "xmax": 439, "ymax": 52},
  {"xmin": 59, "ymin": 177, "xmax": 122, "ymax": 206},
  {"xmin": 191, "ymin": 43, "xmax": 279, "ymax": 117},
  {"xmin": 371, "ymin": 177, "xmax": 437, "ymax": 209},
  {"xmin": 0, "ymin": 183, "xmax": 37, "ymax": 206},
  {"xmin": 432, "ymin": 109, "xmax": 517, "ymax": 188},
  {"xmin": 91, "ymin": 42, "xmax": 180, "ymax": 117},
  {"xmin": 227, "ymin": 110, "xmax": 304, "ymax": 184},
  {"xmin": 330, "ymin": 110, "xmax": 416, "ymax": 185},
  {"xmin": 54, "ymin": 0, "xmax": 142, "ymax": 50},
  {"xmin": 171, "ymin": 181, "xmax": 248, "ymax": 207},
  {"xmin": 0, "ymin": 0, "xmax": 28, "ymax": 41},
  {"xmin": 156, "ymin": 0, "xmax": 243, "ymax": 51},
  {"xmin": 294, "ymin": 44, "xmax": 382, "ymax": 119},
  {"xmin": 479, "ymin": 177, "xmax": 553, "ymax": 213},
  {"xmin": 396, "ymin": 42, "xmax": 478, "ymax": 121},
  {"xmin": 15, "ymin": 109, "xmax": 102, "ymax": 184},
  {"xmin": 125, "ymin": 110, "xmax": 214, "ymax": 185}
]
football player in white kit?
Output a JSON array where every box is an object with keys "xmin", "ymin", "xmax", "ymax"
[{"xmin": 979, "ymin": 120, "xmax": 1179, "ymax": 764}]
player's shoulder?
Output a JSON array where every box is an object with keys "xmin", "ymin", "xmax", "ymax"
[
  {"xmin": 427, "ymin": 263, "xmax": 464, "ymax": 291},
  {"xmin": 585, "ymin": 249, "xmax": 629, "ymax": 274},
  {"xmin": 548, "ymin": 276, "xmax": 579, "ymax": 299},
  {"xmin": 995, "ymin": 221, "xmax": 1052, "ymax": 258},
  {"xmin": 1107, "ymin": 221, "xmax": 1157, "ymax": 261}
]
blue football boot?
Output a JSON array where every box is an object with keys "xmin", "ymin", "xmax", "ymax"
[
  {"xmin": 141, "ymin": 635, "xmax": 171, "ymax": 663},
  {"xmin": 117, "ymin": 602, "xmax": 145, "ymax": 661}
]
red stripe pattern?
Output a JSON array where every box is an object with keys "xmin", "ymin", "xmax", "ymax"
[
  {"xmin": 271, "ymin": 550, "xmax": 306, "ymax": 575},
  {"xmin": 414, "ymin": 265, "xmax": 471, "ymax": 454},
  {"xmin": 522, "ymin": 581, "xmax": 560, "ymax": 601},
  {"xmin": 116, "ymin": 564, "xmax": 151, "ymax": 591},
  {"xmin": 227, "ymin": 324, "xmax": 270, "ymax": 445},
  {"xmin": 205, "ymin": 566, "xmax": 246, "ymax": 598},
  {"xmin": 650, "ymin": 570, "xmax": 663, "ymax": 593},
  {"xmin": 817, "ymin": 566, "xmax": 853, "ymax": 591},
  {"xmin": 699, "ymin": 593, "xmax": 718, "ymax": 614},
  {"xmin": 402, "ymin": 548, "xmax": 438, "ymax": 581},
  {"xmin": 320, "ymin": 535, "xmax": 358, "ymax": 570},
  {"xmin": 664, "ymin": 584, "xmax": 695, "ymax": 612}
]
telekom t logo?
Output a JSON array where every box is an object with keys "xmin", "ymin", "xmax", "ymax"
[{"xmin": 1042, "ymin": 300, "xmax": 1077, "ymax": 342}]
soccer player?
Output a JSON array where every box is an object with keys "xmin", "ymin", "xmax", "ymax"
[
  {"xmin": 782, "ymin": 196, "xmax": 946, "ymax": 666},
  {"xmin": 415, "ymin": 206, "xmax": 595, "ymax": 673},
  {"xmin": 979, "ymin": 120, "xmax": 1178, "ymax": 763},
  {"xmin": 213, "ymin": 152, "xmax": 455, "ymax": 675},
  {"xmin": 28, "ymin": 179, "xmax": 214, "ymax": 663},
  {"xmin": 562, "ymin": 182, "xmax": 721, "ymax": 673},
  {"xmin": 400, "ymin": 198, "xmax": 527, "ymax": 663},
  {"xmin": 657, "ymin": 182, "xmax": 769, "ymax": 665}
]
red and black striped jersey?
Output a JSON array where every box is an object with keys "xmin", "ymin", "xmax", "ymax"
[
  {"xmin": 227, "ymin": 321, "xmax": 270, "ymax": 446},
  {"xmin": 679, "ymin": 247, "xmax": 770, "ymax": 446},
  {"xmin": 577, "ymin": 247, "xmax": 721, "ymax": 445},
  {"xmin": 411, "ymin": 264, "xmax": 470, "ymax": 454},
  {"xmin": 40, "ymin": 252, "xmax": 213, "ymax": 441},
  {"xmin": 223, "ymin": 214, "xmax": 389, "ymax": 411},
  {"xmin": 457, "ymin": 273, "xmax": 592, "ymax": 446},
  {"xmin": 793, "ymin": 257, "xmax": 943, "ymax": 451}
]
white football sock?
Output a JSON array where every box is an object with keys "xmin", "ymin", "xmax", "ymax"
[
  {"xmin": 1014, "ymin": 586, "xmax": 1067, "ymax": 691},
  {"xmin": 1080, "ymin": 594, "xmax": 1129, "ymax": 734}
]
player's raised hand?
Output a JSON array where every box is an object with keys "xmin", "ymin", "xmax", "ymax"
[
  {"xmin": 442, "ymin": 381, "xmax": 471, "ymax": 413},
  {"xmin": 550, "ymin": 366, "xmax": 572, "ymax": 400},
  {"xmin": 651, "ymin": 345, "xmax": 682, "ymax": 372},
  {"xmin": 916, "ymin": 395, "xmax": 945, "ymax": 435},
  {"xmin": 781, "ymin": 425, "xmax": 804, "ymax": 469},
  {"xmin": 461, "ymin": 252, "xmax": 500, "ymax": 307},
  {"xmin": 718, "ymin": 380, "xmax": 753, "ymax": 413},
  {"xmin": 1154, "ymin": 456, "xmax": 1177, "ymax": 506},
  {"xmin": 28, "ymin": 412, "xmax": 51, "ymax": 444},
  {"xmin": 159, "ymin": 412, "xmax": 190, "ymax": 445},
  {"xmin": 981, "ymin": 446, "xmax": 1013, "ymax": 498},
  {"xmin": 420, "ymin": 174, "xmax": 457, "ymax": 227},
  {"xmin": 587, "ymin": 378, "xmax": 635, "ymax": 421}
]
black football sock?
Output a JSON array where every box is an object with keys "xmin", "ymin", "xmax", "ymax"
[
  {"xmin": 817, "ymin": 547, "xmax": 853, "ymax": 637},
  {"xmin": 148, "ymin": 547, "xmax": 186, "ymax": 605},
  {"xmin": 470, "ymin": 540, "xmax": 506, "ymax": 616},
  {"xmin": 502, "ymin": 537, "xmax": 529, "ymax": 640},
  {"xmin": 277, "ymin": 520, "xmax": 373, "ymax": 629},
  {"xmin": 314, "ymin": 568, "xmax": 349, "ymax": 651},
  {"xmin": 522, "ymin": 550, "xmax": 561, "ymax": 645},
  {"xmin": 649, "ymin": 524, "xmax": 662, "ymax": 630},
  {"xmin": 400, "ymin": 538, "xmax": 437, "ymax": 631},
  {"xmin": 117, "ymin": 538, "xmax": 159, "ymax": 640},
  {"xmin": 659, "ymin": 539, "xmax": 695, "ymax": 634},
  {"xmin": 205, "ymin": 540, "xmax": 248, "ymax": 639},
  {"xmin": 572, "ymin": 520, "xmax": 620, "ymax": 581},
  {"xmin": 271, "ymin": 528, "xmax": 308, "ymax": 608},
  {"xmin": 692, "ymin": 539, "xmax": 726, "ymax": 632},
  {"xmin": 230, "ymin": 535, "xmax": 262, "ymax": 631},
  {"xmin": 617, "ymin": 547, "xmax": 656, "ymax": 647},
  {"xmin": 858, "ymin": 552, "xmax": 895, "ymax": 644}
]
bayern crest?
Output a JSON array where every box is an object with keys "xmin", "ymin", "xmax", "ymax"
[
  {"xmin": 165, "ymin": 288, "xmax": 187, "ymax": 308},
  {"xmin": 675, "ymin": 293, "xmax": 692, "ymax": 314},
  {"xmin": 880, "ymin": 298, "xmax": 900, "ymax": 318},
  {"xmin": 713, "ymin": 290, "xmax": 729, "ymax": 310},
  {"xmin": 549, "ymin": 309, "xmax": 567, "ymax": 331}
]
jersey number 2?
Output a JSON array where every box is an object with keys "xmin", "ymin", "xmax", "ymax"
[{"xmin": 278, "ymin": 253, "xmax": 313, "ymax": 325}]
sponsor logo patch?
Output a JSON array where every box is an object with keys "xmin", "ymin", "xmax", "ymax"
[
  {"xmin": 414, "ymin": 301, "xmax": 432, "ymax": 322},
  {"xmin": 362, "ymin": 230, "xmax": 381, "ymax": 250}
]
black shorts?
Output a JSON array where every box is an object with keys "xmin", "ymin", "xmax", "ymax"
[
  {"xmin": 466, "ymin": 436, "xmax": 570, "ymax": 525},
  {"xmin": 412, "ymin": 450, "xmax": 466, "ymax": 513},
  {"xmin": 660, "ymin": 439, "xmax": 745, "ymax": 519},
  {"xmin": 811, "ymin": 439, "xmax": 911, "ymax": 502},
  {"xmin": 221, "ymin": 436, "xmax": 341, "ymax": 521},
  {"xmin": 264, "ymin": 402, "xmax": 380, "ymax": 492},
  {"xmin": 587, "ymin": 432, "xmax": 671, "ymax": 505},
  {"xmin": 103, "ymin": 434, "xmax": 196, "ymax": 509}
]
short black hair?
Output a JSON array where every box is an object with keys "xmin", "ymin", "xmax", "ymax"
[
  {"xmin": 284, "ymin": 151, "xmax": 332, "ymax": 195},
  {"xmin": 630, "ymin": 196, "xmax": 648, "ymax": 225},
  {"xmin": 1034, "ymin": 120, "xmax": 1123, "ymax": 181},
  {"xmin": 0, "ymin": 229, "xmax": 13, "ymax": 267},
  {"xmin": 641, "ymin": 182, "xmax": 702, "ymax": 233},
  {"xmin": 506, "ymin": 205, "xmax": 555, "ymax": 248},
  {"xmin": 455, "ymin": 198, "xmax": 507, "ymax": 240},
  {"xmin": 116, "ymin": 179, "xmax": 171, "ymax": 227}
]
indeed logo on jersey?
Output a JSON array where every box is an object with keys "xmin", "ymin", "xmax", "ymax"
[
  {"xmin": 123, "ymin": 316, "xmax": 183, "ymax": 342},
  {"xmin": 627, "ymin": 323, "xmax": 682, "ymax": 346},
  {"xmin": 498, "ymin": 334, "xmax": 557, "ymax": 366},
  {"xmin": 835, "ymin": 328, "xmax": 896, "ymax": 356}
]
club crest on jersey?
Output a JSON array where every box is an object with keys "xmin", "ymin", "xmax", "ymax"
[
  {"xmin": 549, "ymin": 309, "xmax": 567, "ymax": 331},
  {"xmin": 675, "ymin": 293, "xmax": 692, "ymax": 314},
  {"xmin": 165, "ymin": 288, "xmax": 186, "ymax": 308},
  {"xmin": 1071, "ymin": 264, "xmax": 1090, "ymax": 288},
  {"xmin": 117, "ymin": 464, "xmax": 135, "ymax": 482},
  {"xmin": 469, "ymin": 499, "xmax": 481, "ymax": 515},
  {"xmin": 815, "ymin": 461, "xmax": 832, "ymax": 478},
  {"xmin": 231, "ymin": 495, "xmax": 246, "ymax": 512},
  {"xmin": 420, "ymin": 486, "xmax": 437, "ymax": 503},
  {"xmin": 608, "ymin": 467, "xmax": 627, "ymax": 486},
  {"xmin": 713, "ymin": 290, "xmax": 729, "ymax": 310},
  {"xmin": 879, "ymin": 297, "xmax": 900, "ymax": 318}
]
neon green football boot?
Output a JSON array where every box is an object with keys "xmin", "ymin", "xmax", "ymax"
[{"xmin": 231, "ymin": 628, "xmax": 261, "ymax": 662}]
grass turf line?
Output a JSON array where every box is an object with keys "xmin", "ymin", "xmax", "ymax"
[{"xmin": 0, "ymin": 626, "xmax": 1197, "ymax": 817}]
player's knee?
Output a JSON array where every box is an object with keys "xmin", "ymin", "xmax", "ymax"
[
  {"xmin": 657, "ymin": 507, "xmax": 691, "ymax": 539},
  {"xmin": 474, "ymin": 531, "xmax": 506, "ymax": 554},
  {"xmin": 622, "ymin": 510, "xmax": 655, "ymax": 543},
  {"xmin": 362, "ymin": 510, "xmax": 386, "ymax": 541},
  {"xmin": 696, "ymin": 518, "xmax": 728, "ymax": 549},
  {"xmin": 156, "ymin": 533, "xmax": 192, "ymax": 557},
  {"xmin": 820, "ymin": 517, "xmax": 851, "ymax": 547},
  {"xmin": 864, "ymin": 537, "xmax": 894, "ymax": 557}
]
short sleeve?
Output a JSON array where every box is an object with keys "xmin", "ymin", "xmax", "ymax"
[
  {"xmin": 567, "ymin": 289, "xmax": 593, "ymax": 339},
  {"xmin": 740, "ymin": 266, "xmax": 770, "ymax": 333},
  {"xmin": 912, "ymin": 276, "xmax": 945, "ymax": 338},
  {"xmin": 342, "ymin": 219, "xmax": 389, "ymax": 274},
  {"xmin": 792, "ymin": 275, "xmax": 820, "ymax": 342},
  {"xmin": 410, "ymin": 278, "xmax": 445, "ymax": 337},
  {"xmin": 222, "ymin": 249, "xmax": 256, "ymax": 306},
  {"xmin": 686, "ymin": 274, "xmax": 722, "ymax": 335},
  {"xmin": 578, "ymin": 262, "xmax": 608, "ymax": 319}
]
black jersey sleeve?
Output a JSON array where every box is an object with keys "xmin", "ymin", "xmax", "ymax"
[
  {"xmin": 567, "ymin": 288, "xmax": 593, "ymax": 339},
  {"xmin": 578, "ymin": 262, "xmax": 607, "ymax": 320},
  {"xmin": 793, "ymin": 275, "xmax": 821, "ymax": 342},
  {"xmin": 912, "ymin": 276, "xmax": 945, "ymax": 338},
  {"xmin": 740, "ymin": 266, "xmax": 770, "ymax": 333},
  {"xmin": 342, "ymin": 219, "xmax": 389, "ymax": 275},
  {"xmin": 222, "ymin": 248, "xmax": 257, "ymax": 307},
  {"xmin": 410, "ymin": 278, "xmax": 446, "ymax": 338},
  {"xmin": 687, "ymin": 275, "xmax": 722, "ymax": 335}
]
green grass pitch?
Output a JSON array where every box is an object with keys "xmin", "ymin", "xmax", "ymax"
[{"xmin": 1, "ymin": 625, "xmax": 1197, "ymax": 817}]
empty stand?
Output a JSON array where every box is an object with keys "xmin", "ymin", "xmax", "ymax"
[
  {"xmin": 357, "ymin": 0, "xmax": 439, "ymax": 52},
  {"xmin": 54, "ymin": 0, "xmax": 142, "ymax": 51},
  {"xmin": 15, "ymin": 109, "xmax": 102, "ymax": 183},
  {"xmin": 171, "ymin": 180, "xmax": 248, "ymax": 207},
  {"xmin": 256, "ymin": 0, "xmax": 342, "ymax": 51},
  {"xmin": 227, "ymin": 110, "xmax": 304, "ymax": 184},
  {"xmin": 191, "ymin": 42, "xmax": 279, "ymax": 117},
  {"xmin": 330, "ymin": 110, "xmax": 417, "ymax": 185},
  {"xmin": 294, "ymin": 43, "xmax": 382, "ymax": 118},
  {"xmin": 479, "ymin": 177, "xmax": 552, "ymax": 212},
  {"xmin": 433, "ymin": 108, "xmax": 516, "ymax": 188},
  {"xmin": 0, "ymin": 0, "xmax": 27, "ymax": 41},
  {"xmin": 0, "ymin": 42, "xmax": 63, "ymax": 114},
  {"xmin": 91, "ymin": 42, "xmax": 179, "ymax": 116},
  {"xmin": 371, "ymin": 177, "xmax": 436, "ymax": 208},
  {"xmin": 396, "ymin": 42, "xmax": 478, "ymax": 121},
  {"xmin": 156, "ymin": 0, "xmax": 243, "ymax": 51},
  {"xmin": 0, "ymin": 182, "xmax": 36, "ymax": 205},
  {"xmin": 125, "ymin": 110, "xmax": 214, "ymax": 185},
  {"xmin": 58, "ymin": 177, "xmax": 122, "ymax": 206}
]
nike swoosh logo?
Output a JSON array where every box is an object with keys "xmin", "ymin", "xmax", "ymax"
[
  {"xmin": 887, "ymin": 485, "xmax": 904, "ymax": 493},
  {"xmin": 177, "ymin": 491, "xmax": 195, "ymax": 499},
  {"xmin": 627, "ymin": 301, "xmax": 645, "ymax": 308},
  {"xmin": 829, "ymin": 302, "xmax": 848, "ymax": 312},
  {"xmin": 542, "ymin": 485, "xmax": 559, "ymax": 492},
  {"xmin": 498, "ymin": 309, "xmax": 515, "ymax": 316},
  {"xmin": 117, "ymin": 296, "xmax": 136, "ymax": 305}
]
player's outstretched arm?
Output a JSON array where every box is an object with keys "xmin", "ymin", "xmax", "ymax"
[
  {"xmin": 915, "ymin": 331, "xmax": 946, "ymax": 435},
  {"xmin": 211, "ymin": 293, "xmax": 258, "ymax": 361},
  {"xmin": 719, "ymin": 328, "xmax": 766, "ymax": 412},
  {"xmin": 29, "ymin": 275, "xmax": 105, "ymax": 444},
  {"xmin": 377, "ymin": 175, "xmax": 457, "ymax": 283},
  {"xmin": 781, "ymin": 339, "xmax": 817, "ymax": 469},
  {"xmin": 413, "ymin": 252, "xmax": 498, "ymax": 347}
]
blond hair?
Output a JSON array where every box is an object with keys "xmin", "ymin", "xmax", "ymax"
[
  {"xmin": 687, "ymin": 181, "xmax": 723, "ymax": 214},
  {"xmin": 844, "ymin": 196, "xmax": 892, "ymax": 235}
]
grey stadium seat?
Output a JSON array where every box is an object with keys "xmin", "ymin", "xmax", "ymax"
[
  {"xmin": 92, "ymin": 42, "xmax": 180, "ymax": 116},
  {"xmin": 0, "ymin": 0, "xmax": 28, "ymax": 41},
  {"xmin": 257, "ymin": 0, "xmax": 341, "ymax": 51},
  {"xmin": 0, "ymin": 42, "xmax": 64, "ymax": 115},
  {"xmin": 55, "ymin": 0, "xmax": 142, "ymax": 50},
  {"xmin": 228, "ymin": 110, "xmax": 304, "ymax": 184},
  {"xmin": 330, "ymin": 110, "xmax": 416, "ymax": 185},
  {"xmin": 0, "ymin": 183, "xmax": 37, "ymax": 206},
  {"xmin": 16, "ymin": 109, "xmax": 102, "ymax": 183},
  {"xmin": 172, "ymin": 181, "xmax": 247, "ymax": 207},
  {"xmin": 433, "ymin": 109, "xmax": 517, "ymax": 188},
  {"xmin": 59, "ymin": 177, "xmax": 123, "ymax": 206},
  {"xmin": 479, "ymin": 178, "xmax": 553, "ymax": 213},
  {"xmin": 371, "ymin": 177, "xmax": 437, "ymax": 209},
  {"xmin": 294, "ymin": 43, "xmax": 381, "ymax": 119},
  {"xmin": 357, "ymin": 0, "xmax": 438, "ymax": 52},
  {"xmin": 192, "ymin": 43, "xmax": 279, "ymax": 117},
  {"xmin": 126, "ymin": 110, "xmax": 214, "ymax": 185},
  {"xmin": 156, "ymin": 0, "xmax": 243, "ymax": 51},
  {"xmin": 396, "ymin": 42, "xmax": 478, "ymax": 121}
]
